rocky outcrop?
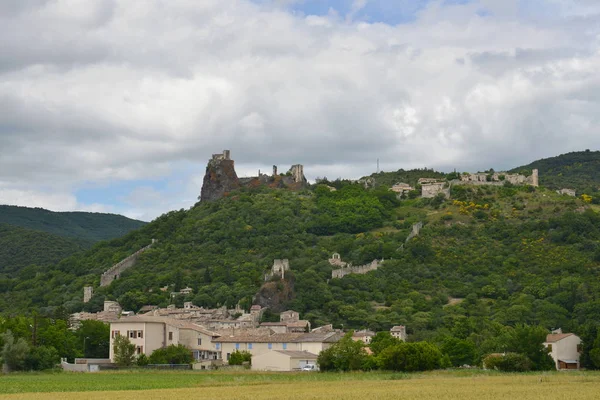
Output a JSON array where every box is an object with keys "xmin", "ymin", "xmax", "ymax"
[
  {"xmin": 199, "ymin": 150, "xmax": 308, "ymax": 202},
  {"xmin": 200, "ymin": 150, "xmax": 240, "ymax": 202},
  {"xmin": 254, "ymin": 277, "xmax": 295, "ymax": 313}
]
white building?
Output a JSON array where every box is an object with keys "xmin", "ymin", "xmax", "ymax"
[
  {"xmin": 543, "ymin": 330, "xmax": 582, "ymax": 370},
  {"xmin": 252, "ymin": 350, "xmax": 318, "ymax": 371},
  {"xmin": 108, "ymin": 316, "xmax": 221, "ymax": 362}
]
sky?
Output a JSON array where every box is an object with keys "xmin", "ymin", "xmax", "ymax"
[{"xmin": 1, "ymin": 0, "xmax": 599, "ymax": 221}]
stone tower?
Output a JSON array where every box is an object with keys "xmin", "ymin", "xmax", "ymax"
[
  {"xmin": 289, "ymin": 164, "xmax": 307, "ymax": 183},
  {"xmin": 83, "ymin": 286, "xmax": 93, "ymax": 303},
  {"xmin": 532, "ymin": 169, "xmax": 539, "ymax": 187}
]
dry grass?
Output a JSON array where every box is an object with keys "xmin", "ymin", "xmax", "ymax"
[{"xmin": 2, "ymin": 373, "xmax": 600, "ymax": 400}]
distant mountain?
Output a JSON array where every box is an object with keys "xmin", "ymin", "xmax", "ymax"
[
  {"xmin": 0, "ymin": 205, "xmax": 146, "ymax": 243},
  {"xmin": 0, "ymin": 223, "xmax": 87, "ymax": 274},
  {"xmin": 0, "ymin": 205, "xmax": 146, "ymax": 275},
  {"xmin": 510, "ymin": 150, "xmax": 600, "ymax": 194}
]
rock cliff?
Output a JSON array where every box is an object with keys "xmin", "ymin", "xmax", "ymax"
[{"xmin": 199, "ymin": 151, "xmax": 240, "ymax": 202}]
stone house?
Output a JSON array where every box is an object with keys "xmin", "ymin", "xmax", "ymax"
[
  {"xmin": 352, "ymin": 330, "xmax": 375, "ymax": 344},
  {"xmin": 108, "ymin": 316, "xmax": 221, "ymax": 362},
  {"xmin": 543, "ymin": 329, "xmax": 582, "ymax": 370},
  {"xmin": 252, "ymin": 350, "xmax": 318, "ymax": 371},
  {"xmin": 391, "ymin": 183, "xmax": 414, "ymax": 194},
  {"xmin": 390, "ymin": 326, "xmax": 407, "ymax": 341}
]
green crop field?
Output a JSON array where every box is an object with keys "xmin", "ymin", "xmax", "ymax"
[{"xmin": 1, "ymin": 370, "xmax": 600, "ymax": 399}]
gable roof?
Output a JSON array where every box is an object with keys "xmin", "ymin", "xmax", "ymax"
[
  {"xmin": 545, "ymin": 333, "xmax": 575, "ymax": 343},
  {"xmin": 213, "ymin": 333, "xmax": 303, "ymax": 343},
  {"xmin": 293, "ymin": 332, "xmax": 343, "ymax": 343}
]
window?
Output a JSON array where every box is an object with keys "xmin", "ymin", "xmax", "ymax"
[
  {"xmin": 282, "ymin": 343, "xmax": 287, "ymax": 350},
  {"xmin": 268, "ymin": 343, "xmax": 272, "ymax": 350},
  {"xmin": 168, "ymin": 332, "xmax": 173, "ymax": 341},
  {"xmin": 111, "ymin": 330, "xmax": 120, "ymax": 339},
  {"xmin": 216, "ymin": 343, "xmax": 221, "ymax": 350},
  {"xmin": 248, "ymin": 343, "xmax": 253, "ymax": 350},
  {"xmin": 226, "ymin": 353, "xmax": 231, "ymax": 360},
  {"xmin": 129, "ymin": 330, "xmax": 136, "ymax": 339},
  {"xmin": 136, "ymin": 346, "xmax": 143, "ymax": 355},
  {"xmin": 138, "ymin": 330, "xmax": 143, "ymax": 339},
  {"xmin": 235, "ymin": 343, "xmax": 240, "ymax": 350},
  {"xmin": 197, "ymin": 338, "xmax": 202, "ymax": 346}
]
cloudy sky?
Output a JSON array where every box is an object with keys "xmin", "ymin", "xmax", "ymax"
[{"xmin": 1, "ymin": 0, "xmax": 599, "ymax": 221}]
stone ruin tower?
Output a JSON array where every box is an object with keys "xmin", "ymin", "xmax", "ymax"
[
  {"xmin": 83, "ymin": 286, "xmax": 93, "ymax": 303},
  {"xmin": 200, "ymin": 150, "xmax": 240, "ymax": 202}
]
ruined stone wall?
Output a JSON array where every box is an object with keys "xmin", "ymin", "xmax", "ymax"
[
  {"xmin": 459, "ymin": 169, "xmax": 538, "ymax": 187},
  {"xmin": 331, "ymin": 259, "xmax": 381, "ymax": 279},
  {"xmin": 422, "ymin": 182, "xmax": 448, "ymax": 198},
  {"xmin": 405, "ymin": 222, "xmax": 423, "ymax": 243},
  {"xmin": 83, "ymin": 286, "xmax": 93, "ymax": 303},
  {"xmin": 100, "ymin": 241, "xmax": 155, "ymax": 287}
]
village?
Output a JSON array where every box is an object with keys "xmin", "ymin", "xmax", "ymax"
[
  {"xmin": 67, "ymin": 257, "xmax": 582, "ymax": 373},
  {"xmin": 65, "ymin": 294, "xmax": 581, "ymax": 373}
]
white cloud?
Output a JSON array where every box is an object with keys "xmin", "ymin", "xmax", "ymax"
[{"xmin": 0, "ymin": 0, "xmax": 599, "ymax": 218}]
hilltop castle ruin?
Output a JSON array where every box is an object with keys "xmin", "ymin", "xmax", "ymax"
[{"xmin": 200, "ymin": 150, "xmax": 308, "ymax": 202}]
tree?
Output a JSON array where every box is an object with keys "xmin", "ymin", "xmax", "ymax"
[
  {"xmin": 483, "ymin": 353, "xmax": 532, "ymax": 372},
  {"xmin": 148, "ymin": 344, "xmax": 193, "ymax": 365},
  {"xmin": 439, "ymin": 337, "xmax": 476, "ymax": 367},
  {"xmin": 24, "ymin": 345, "xmax": 59, "ymax": 370},
  {"xmin": 228, "ymin": 350, "xmax": 252, "ymax": 366},
  {"xmin": 369, "ymin": 331, "xmax": 402, "ymax": 356},
  {"xmin": 317, "ymin": 331, "xmax": 368, "ymax": 372},
  {"xmin": 505, "ymin": 325, "xmax": 554, "ymax": 371},
  {"xmin": 1, "ymin": 330, "xmax": 30, "ymax": 371},
  {"xmin": 77, "ymin": 320, "xmax": 110, "ymax": 359},
  {"xmin": 376, "ymin": 342, "xmax": 442, "ymax": 372},
  {"xmin": 112, "ymin": 335, "xmax": 136, "ymax": 367}
]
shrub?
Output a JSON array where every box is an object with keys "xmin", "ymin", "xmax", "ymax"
[
  {"xmin": 149, "ymin": 344, "xmax": 193, "ymax": 365},
  {"xmin": 228, "ymin": 350, "xmax": 252, "ymax": 366},
  {"xmin": 377, "ymin": 342, "xmax": 442, "ymax": 372},
  {"xmin": 483, "ymin": 353, "xmax": 532, "ymax": 372}
]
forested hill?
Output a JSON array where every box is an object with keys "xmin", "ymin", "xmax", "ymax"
[
  {"xmin": 510, "ymin": 150, "xmax": 600, "ymax": 193},
  {"xmin": 0, "ymin": 223, "xmax": 88, "ymax": 274},
  {"xmin": 3, "ymin": 180, "xmax": 600, "ymax": 364},
  {"xmin": 0, "ymin": 205, "xmax": 146, "ymax": 243}
]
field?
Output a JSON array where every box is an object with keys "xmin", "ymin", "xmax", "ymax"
[{"xmin": 1, "ymin": 370, "xmax": 600, "ymax": 399}]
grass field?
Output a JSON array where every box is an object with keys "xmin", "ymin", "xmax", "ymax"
[{"xmin": 1, "ymin": 370, "xmax": 600, "ymax": 399}]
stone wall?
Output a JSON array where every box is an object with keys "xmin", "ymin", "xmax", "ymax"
[
  {"xmin": 331, "ymin": 259, "xmax": 381, "ymax": 279},
  {"xmin": 459, "ymin": 169, "xmax": 539, "ymax": 187},
  {"xmin": 422, "ymin": 182, "xmax": 449, "ymax": 198},
  {"xmin": 405, "ymin": 222, "xmax": 423, "ymax": 243},
  {"xmin": 100, "ymin": 241, "xmax": 155, "ymax": 287}
]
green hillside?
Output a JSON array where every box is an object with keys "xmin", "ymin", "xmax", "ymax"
[
  {"xmin": 510, "ymin": 149, "xmax": 600, "ymax": 194},
  {"xmin": 0, "ymin": 223, "xmax": 87, "ymax": 274},
  {"xmin": 3, "ymin": 156, "xmax": 600, "ymax": 367},
  {"xmin": 0, "ymin": 205, "xmax": 147, "ymax": 243}
]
